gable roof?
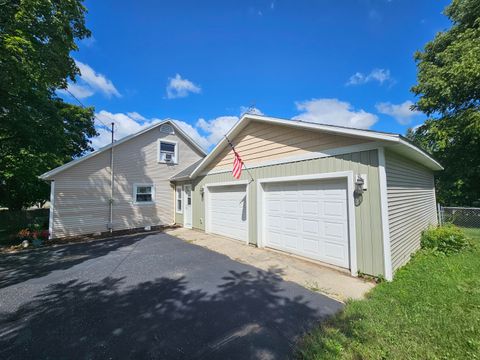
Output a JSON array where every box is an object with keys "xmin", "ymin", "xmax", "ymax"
[
  {"xmin": 188, "ymin": 114, "xmax": 443, "ymax": 178},
  {"xmin": 40, "ymin": 119, "xmax": 207, "ymax": 180}
]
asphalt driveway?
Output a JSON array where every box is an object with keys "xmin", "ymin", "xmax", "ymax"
[{"xmin": 0, "ymin": 232, "xmax": 342, "ymax": 359}]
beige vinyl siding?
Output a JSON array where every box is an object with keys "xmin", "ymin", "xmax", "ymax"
[
  {"xmin": 205, "ymin": 121, "xmax": 370, "ymax": 172},
  {"xmin": 52, "ymin": 127, "xmax": 203, "ymax": 238},
  {"xmin": 385, "ymin": 150, "xmax": 437, "ymax": 271},
  {"xmin": 191, "ymin": 150, "xmax": 385, "ymax": 277}
]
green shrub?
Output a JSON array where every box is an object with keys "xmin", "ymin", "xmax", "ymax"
[{"xmin": 421, "ymin": 224, "xmax": 469, "ymax": 254}]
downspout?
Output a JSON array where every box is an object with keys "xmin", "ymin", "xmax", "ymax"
[{"xmin": 109, "ymin": 122, "xmax": 115, "ymax": 233}]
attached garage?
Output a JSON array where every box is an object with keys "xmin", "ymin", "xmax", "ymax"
[
  {"xmin": 205, "ymin": 183, "xmax": 248, "ymax": 242},
  {"xmin": 261, "ymin": 177, "xmax": 351, "ymax": 269},
  {"xmin": 174, "ymin": 114, "xmax": 443, "ymax": 280}
]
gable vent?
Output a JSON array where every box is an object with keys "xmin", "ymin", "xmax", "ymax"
[{"xmin": 160, "ymin": 124, "xmax": 175, "ymax": 134}]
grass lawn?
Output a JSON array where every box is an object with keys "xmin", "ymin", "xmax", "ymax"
[{"xmin": 298, "ymin": 228, "xmax": 480, "ymax": 360}]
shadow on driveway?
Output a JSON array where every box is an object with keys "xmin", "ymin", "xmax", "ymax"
[
  {"xmin": 0, "ymin": 233, "xmax": 343, "ymax": 359},
  {"xmin": 0, "ymin": 234, "xmax": 147, "ymax": 289}
]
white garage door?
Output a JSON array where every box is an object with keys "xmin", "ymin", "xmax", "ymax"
[
  {"xmin": 263, "ymin": 179, "xmax": 350, "ymax": 268},
  {"xmin": 208, "ymin": 185, "xmax": 248, "ymax": 241}
]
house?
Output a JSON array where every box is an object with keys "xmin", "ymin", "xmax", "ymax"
[
  {"xmin": 40, "ymin": 120, "xmax": 207, "ymax": 238},
  {"xmin": 41, "ymin": 114, "xmax": 442, "ymax": 280}
]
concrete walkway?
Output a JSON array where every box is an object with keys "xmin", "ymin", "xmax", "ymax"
[{"xmin": 165, "ymin": 228, "xmax": 375, "ymax": 301}]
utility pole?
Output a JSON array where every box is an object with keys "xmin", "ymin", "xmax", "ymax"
[{"xmin": 109, "ymin": 122, "xmax": 114, "ymax": 234}]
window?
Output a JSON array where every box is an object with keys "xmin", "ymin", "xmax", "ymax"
[
  {"xmin": 158, "ymin": 140, "xmax": 178, "ymax": 164},
  {"xmin": 134, "ymin": 184, "xmax": 154, "ymax": 204},
  {"xmin": 176, "ymin": 186, "xmax": 183, "ymax": 213},
  {"xmin": 160, "ymin": 124, "xmax": 175, "ymax": 134}
]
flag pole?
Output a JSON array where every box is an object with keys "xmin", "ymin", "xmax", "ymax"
[{"xmin": 224, "ymin": 135, "xmax": 255, "ymax": 184}]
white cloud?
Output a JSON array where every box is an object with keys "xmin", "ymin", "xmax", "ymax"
[
  {"xmin": 60, "ymin": 83, "xmax": 94, "ymax": 99},
  {"xmin": 172, "ymin": 120, "xmax": 210, "ymax": 151},
  {"xmin": 196, "ymin": 116, "xmax": 240, "ymax": 146},
  {"xmin": 60, "ymin": 61, "xmax": 120, "ymax": 100},
  {"xmin": 75, "ymin": 60, "xmax": 121, "ymax": 98},
  {"xmin": 90, "ymin": 111, "xmax": 210, "ymax": 151},
  {"xmin": 127, "ymin": 112, "xmax": 146, "ymax": 121},
  {"xmin": 166, "ymin": 74, "xmax": 201, "ymax": 99},
  {"xmin": 91, "ymin": 111, "xmax": 160, "ymax": 149},
  {"xmin": 347, "ymin": 68, "xmax": 392, "ymax": 86},
  {"xmin": 376, "ymin": 100, "xmax": 420, "ymax": 125},
  {"xmin": 292, "ymin": 98, "xmax": 378, "ymax": 129},
  {"xmin": 90, "ymin": 104, "xmax": 263, "ymax": 151},
  {"xmin": 194, "ymin": 105, "xmax": 263, "ymax": 147}
]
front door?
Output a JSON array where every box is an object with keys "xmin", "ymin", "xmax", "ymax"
[{"xmin": 183, "ymin": 184, "xmax": 192, "ymax": 229}]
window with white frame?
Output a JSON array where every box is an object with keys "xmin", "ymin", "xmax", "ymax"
[
  {"xmin": 176, "ymin": 186, "xmax": 183, "ymax": 213},
  {"xmin": 134, "ymin": 184, "xmax": 154, "ymax": 204},
  {"xmin": 158, "ymin": 140, "xmax": 178, "ymax": 164}
]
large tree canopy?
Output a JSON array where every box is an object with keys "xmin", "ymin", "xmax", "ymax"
[
  {"xmin": 0, "ymin": 0, "xmax": 97, "ymax": 210},
  {"xmin": 409, "ymin": 0, "xmax": 480, "ymax": 206}
]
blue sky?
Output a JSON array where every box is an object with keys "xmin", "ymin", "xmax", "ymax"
[{"xmin": 61, "ymin": 0, "xmax": 451, "ymax": 150}]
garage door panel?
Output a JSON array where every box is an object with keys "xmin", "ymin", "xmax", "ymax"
[
  {"xmin": 266, "ymin": 214, "xmax": 282, "ymax": 228},
  {"xmin": 283, "ymin": 217, "xmax": 298, "ymax": 232},
  {"xmin": 208, "ymin": 185, "xmax": 247, "ymax": 242},
  {"xmin": 267, "ymin": 230, "xmax": 283, "ymax": 246},
  {"xmin": 283, "ymin": 200, "xmax": 298, "ymax": 214},
  {"xmin": 324, "ymin": 221, "xmax": 345, "ymax": 239},
  {"xmin": 323, "ymin": 201, "xmax": 345, "ymax": 217},
  {"xmin": 284, "ymin": 233, "xmax": 299, "ymax": 249},
  {"xmin": 325, "ymin": 242, "xmax": 346, "ymax": 261},
  {"xmin": 302, "ymin": 237, "xmax": 319, "ymax": 252},
  {"xmin": 302, "ymin": 219, "xmax": 319, "ymax": 234},
  {"xmin": 264, "ymin": 179, "xmax": 350, "ymax": 269},
  {"xmin": 301, "ymin": 200, "xmax": 320, "ymax": 216},
  {"xmin": 266, "ymin": 199, "xmax": 282, "ymax": 212}
]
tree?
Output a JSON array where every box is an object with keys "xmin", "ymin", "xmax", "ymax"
[
  {"xmin": 409, "ymin": 0, "xmax": 480, "ymax": 206},
  {"xmin": 0, "ymin": 0, "xmax": 97, "ymax": 210}
]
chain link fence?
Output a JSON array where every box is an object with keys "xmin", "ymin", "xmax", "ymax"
[{"xmin": 438, "ymin": 205, "xmax": 480, "ymax": 228}]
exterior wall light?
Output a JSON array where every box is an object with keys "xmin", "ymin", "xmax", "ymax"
[
  {"xmin": 355, "ymin": 175, "xmax": 365, "ymax": 195},
  {"xmin": 354, "ymin": 174, "xmax": 367, "ymax": 207}
]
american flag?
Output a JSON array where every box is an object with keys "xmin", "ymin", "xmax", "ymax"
[{"xmin": 232, "ymin": 150, "xmax": 243, "ymax": 179}]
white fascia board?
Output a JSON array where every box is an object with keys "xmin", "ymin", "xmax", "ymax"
[
  {"xmin": 40, "ymin": 118, "xmax": 207, "ymax": 180},
  {"xmin": 188, "ymin": 115, "xmax": 399, "ymax": 178},
  {"xmin": 40, "ymin": 120, "xmax": 168, "ymax": 180},
  {"xmin": 189, "ymin": 114, "xmax": 443, "ymax": 178},
  {"xmin": 397, "ymin": 137, "xmax": 443, "ymax": 171},
  {"xmin": 169, "ymin": 120, "xmax": 208, "ymax": 156},
  {"xmin": 189, "ymin": 117, "xmax": 247, "ymax": 178},
  {"xmin": 244, "ymin": 114, "xmax": 400, "ymax": 142}
]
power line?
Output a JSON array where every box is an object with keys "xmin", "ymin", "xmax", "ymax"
[{"xmin": 63, "ymin": 88, "xmax": 113, "ymax": 133}]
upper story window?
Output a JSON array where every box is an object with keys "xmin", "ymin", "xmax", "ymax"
[
  {"xmin": 160, "ymin": 124, "xmax": 175, "ymax": 134},
  {"xmin": 158, "ymin": 140, "xmax": 178, "ymax": 164},
  {"xmin": 134, "ymin": 184, "xmax": 155, "ymax": 204}
]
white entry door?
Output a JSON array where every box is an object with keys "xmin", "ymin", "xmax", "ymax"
[
  {"xmin": 263, "ymin": 179, "xmax": 350, "ymax": 268},
  {"xmin": 183, "ymin": 184, "xmax": 192, "ymax": 229},
  {"xmin": 207, "ymin": 185, "xmax": 247, "ymax": 241}
]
